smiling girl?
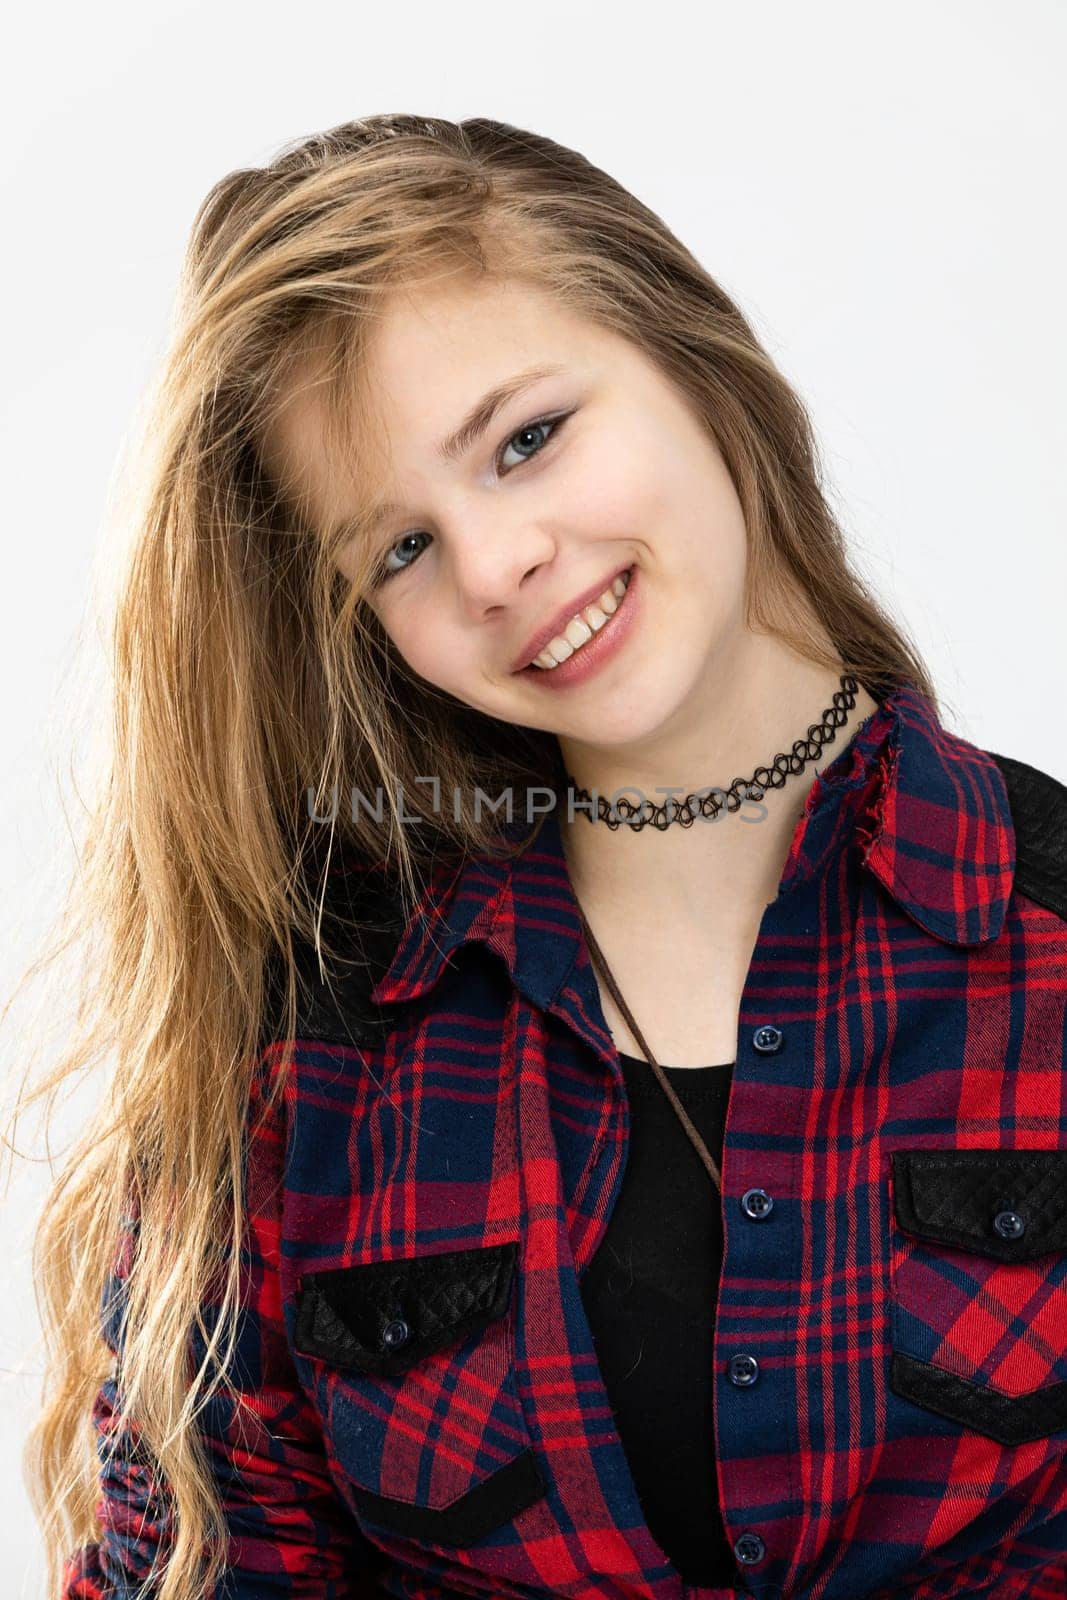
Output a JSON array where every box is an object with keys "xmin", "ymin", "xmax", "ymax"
[{"xmin": 16, "ymin": 114, "xmax": 1067, "ymax": 1600}]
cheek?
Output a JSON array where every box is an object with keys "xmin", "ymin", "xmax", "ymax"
[
  {"xmin": 563, "ymin": 434, "xmax": 654, "ymax": 534},
  {"xmin": 388, "ymin": 610, "xmax": 468, "ymax": 693}
]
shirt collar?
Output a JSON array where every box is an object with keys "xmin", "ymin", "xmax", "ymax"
[{"xmin": 369, "ymin": 683, "xmax": 1016, "ymax": 1013}]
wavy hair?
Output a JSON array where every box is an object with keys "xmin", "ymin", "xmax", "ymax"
[{"xmin": 3, "ymin": 113, "xmax": 938, "ymax": 1600}]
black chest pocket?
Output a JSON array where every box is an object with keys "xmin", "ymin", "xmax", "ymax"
[
  {"xmin": 293, "ymin": 1239, "xmax": 548, "ymax": 1545},
  {"xmin": 888, "ymin": 1149, "xmax": 1067, "ymax": 1445}
]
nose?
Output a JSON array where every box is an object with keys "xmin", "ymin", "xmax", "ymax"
[{"xmin": 448, "ymin": 503, "xmax": 557, "ymax": 616}]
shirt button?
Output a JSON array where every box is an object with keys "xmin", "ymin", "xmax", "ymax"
[
  {"xmin": 740, "ymin": 1187, "xmax": 775, "ymax": 1220},
  {"xmin": 733, "ymin": 1531, "xmax": 766, "ymax": 1565},
  {"xmin": 381, "ymin": 1316, "xmax": 412, "ymax": 1350},
  {"xmin": 752, "ymin": 1024, "xmax": 783, "ymax": 1054},
  {"xmin": 727, "ymin": 1353, "xmax": 759, "ymax": 1386},
  {"xmin": 994, "ymin": 1209, "xmax": 1025, "ymax": 1240}
]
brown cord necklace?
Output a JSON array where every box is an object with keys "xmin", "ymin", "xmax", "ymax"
[{"xmin": 570, "ymin": 673, "xmax": 862, "ymax": 1190}]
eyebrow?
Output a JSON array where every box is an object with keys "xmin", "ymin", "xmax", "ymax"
[
  {"xmin": 436, "ymin": 361, "xmax": 568, "ymax": 464},
  {"xmin": 360, "ymin": 361, "xmax": 569, "ymax": 527}
]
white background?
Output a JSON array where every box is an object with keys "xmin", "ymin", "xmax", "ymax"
[{"xmin": 2, "ymin": 2, "xmax": 1064, "ymax": 1591}]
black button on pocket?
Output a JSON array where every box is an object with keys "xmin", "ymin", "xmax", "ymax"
[
  {"xmin": 381, "ymin": 1316, "xmax": 411, "ymax": 1350},
  {"xmin": 888, "ymin": 1149, "xmax": 1067, "ymax": 1446},
  {"xmin": 293, "ymin": 1240, "xmax": 548, "ymax": 1544},
  {"xmin": 994, "ymin": 1210, "xmax": 1025, "ymax": 1241}
]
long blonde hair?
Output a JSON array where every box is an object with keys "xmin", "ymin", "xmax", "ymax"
[{"xmin": 3, "ymin": 113, "xmax": 938, "ymax": 1600}]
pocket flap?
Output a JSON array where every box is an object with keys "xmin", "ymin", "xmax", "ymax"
[
  {"xmin": 891, "ymin": 1149, "xmax": 1067, "ymax": 1262},
  {"xmin": 294, "ymin": 1240, "xmax": 518, "ymax": 1376}
]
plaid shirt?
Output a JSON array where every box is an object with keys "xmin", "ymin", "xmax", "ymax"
[{"xmin": 63, "ymin": 684, "xmax": 1067, "ymax": 1600}]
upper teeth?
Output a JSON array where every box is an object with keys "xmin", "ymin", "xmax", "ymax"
[{"xmin": 530, "ymin": 571, "xmax": 632, "ymax": 669}]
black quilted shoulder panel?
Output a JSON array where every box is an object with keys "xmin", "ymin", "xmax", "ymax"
[
  {"xmin": 260, "ymin": 863, "xmax": 411, "ymax": 1050},
  {"xmin": 986, "ymin": 750, "xmax": 1067, "ymax": 924}
]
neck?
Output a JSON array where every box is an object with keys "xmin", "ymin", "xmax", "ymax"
[{"xmin": 555, "ymin": 635, "xmax": 881, "ymax": 929}]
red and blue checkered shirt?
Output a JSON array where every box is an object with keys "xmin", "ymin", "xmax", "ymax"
[{"xmin": 63, "ymin": 684, "xmax": 1067, "ymax": 1600}]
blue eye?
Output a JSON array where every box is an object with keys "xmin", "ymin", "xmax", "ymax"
[
  {"xmin": 373, "ymin": 410, "xmax": 572, "ymax": 584},
  {"xmin": 496, "ymin": 414, "xmax": 562, "ymax": 472}
]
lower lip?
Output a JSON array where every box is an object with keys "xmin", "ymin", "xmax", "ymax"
[{"xmin": 515, "ymin": 565, "xmax": 640, "ymax": 689}]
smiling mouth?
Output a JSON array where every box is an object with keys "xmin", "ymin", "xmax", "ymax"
[{"xmin": 518, "ymin": 566, "xmax": 635, "ymax": 673}]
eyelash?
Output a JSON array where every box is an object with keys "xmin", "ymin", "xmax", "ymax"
[{"xmin": 372, "ymin": 410, "xmax": 573, "ymax": 586}]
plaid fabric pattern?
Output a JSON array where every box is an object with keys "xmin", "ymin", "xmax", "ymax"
[{"xmin": 63, "ymin": 686, "xmax": 1067, "ymax": 1600}]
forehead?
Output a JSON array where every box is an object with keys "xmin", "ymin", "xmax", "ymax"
[
  {"xmin": 258, "ymin": 276, "xmax": 613, "ymax": 534},
  {"xmin": 368, "ymin": 274, "xmax": 594, "ymax": 408}
]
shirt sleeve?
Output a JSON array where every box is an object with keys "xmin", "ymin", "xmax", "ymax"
[{"xmin": 61, "ymin": 1049, "xmax": 384, "ymax": 1599}]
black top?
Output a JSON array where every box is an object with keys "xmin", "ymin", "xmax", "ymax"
[{"xmin": 578, "ymin": 1050, "xmax": 737, "ymax": 1587}]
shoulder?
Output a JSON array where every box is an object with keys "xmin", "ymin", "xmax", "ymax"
[
  {"xmin": 984, "ymin": 748, "xmax": 1067, "ymax": 922},
  {"xmin": 260, "ymin": 852, "xmax": 412, "ymax": 1051}
]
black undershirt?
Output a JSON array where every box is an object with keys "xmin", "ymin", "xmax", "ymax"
[{"xmin": 578, "ymin": 1050, "xmax": 737, "ymax": 1588}]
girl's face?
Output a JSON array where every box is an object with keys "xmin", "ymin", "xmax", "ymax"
[{"xmin": 266, "ymin": 275, "xmax": 751, "ymax": 755}]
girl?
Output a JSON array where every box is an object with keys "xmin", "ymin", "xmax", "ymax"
[{"xmin": 15, "ymin": 114, "xmax": 1067, "ymax": 1600}]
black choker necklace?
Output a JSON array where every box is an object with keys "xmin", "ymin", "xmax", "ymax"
[{"xmin": 560, "ymin": 672, "xmax": 863, "ymax": 831}]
